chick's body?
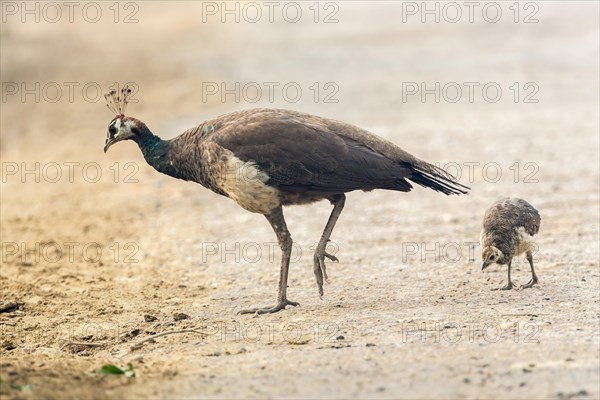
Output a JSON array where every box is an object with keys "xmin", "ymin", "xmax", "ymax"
[{"xmin": 480, "ymin": 197, "xmax": 541, "ymax": 290}]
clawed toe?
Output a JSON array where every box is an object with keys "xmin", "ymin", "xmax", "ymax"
[
  {"xmin": 324, "ymin": 252, "xmax": 338, "ymax": 263},
  {"xmin": 492, "ymin": 282, "xmax": 515, "ymax": 291},
  {"xmin": 313, "ymin": 253, "xmax": 325, "ymax": 297},
  {"xmin": 238, "ymin": 299, "xmax": 300, "ymax": 315},
  {"xmin": 313, "ymin": 249, "xmax": 340, "ymax": 297},
  {"xmin": 520, "ymin": 278, "xmax": 538, "ymax": 289}
]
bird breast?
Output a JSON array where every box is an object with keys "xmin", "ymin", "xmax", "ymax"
[
  {"xmin": 216, "ymin": 149, "xmax": 281, "ymax": 214},
  {"xmin": 514, "ymin": 226, "xmax": 536, "ymax": 255}
]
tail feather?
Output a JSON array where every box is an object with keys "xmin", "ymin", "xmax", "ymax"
[{"xmin": 406, "ymin": 162, "xmax": 469, "ymax": 195}]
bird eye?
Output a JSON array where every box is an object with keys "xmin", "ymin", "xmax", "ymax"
[
  {"xmin": 490, "ymin": 255, "xmax": 495, "ymax": 260},
  {"xmin": 108, "ymin": 125, "xmax": 117, "ymax": 135}
]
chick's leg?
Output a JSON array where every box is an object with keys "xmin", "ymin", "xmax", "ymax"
[
  {"xmin": 520, "ymin": 251, "xmax": 539, "ymax": 289},
  {"xmin": 493, "ymin": 260, "xmax": 515, "ymax": 291}
]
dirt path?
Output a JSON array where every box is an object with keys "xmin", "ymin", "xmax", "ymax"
[{"xmin": 1, "ymin": 2, "xmax": 598, "ymax": 399}]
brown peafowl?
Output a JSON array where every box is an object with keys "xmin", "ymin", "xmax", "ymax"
[{"xmin": 104, "ymin": 87, "xmax": 469, "ymax": 314}]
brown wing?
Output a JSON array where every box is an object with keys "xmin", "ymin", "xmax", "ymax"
[
  {"xmin": 203, "ymin": 108, "xmax": 467, "ymax": 195},
  {"xmin": 208, "ymin": 109, "xmax": 415, "ymax": 194}
]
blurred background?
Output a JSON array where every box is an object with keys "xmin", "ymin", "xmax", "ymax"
[{"xmin": 1, "ymin": 1, "xmax": 598, "ymax": 399}]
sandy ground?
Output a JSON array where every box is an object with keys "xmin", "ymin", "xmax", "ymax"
[{"xmin": 1, "ymin": 2, "xmax": 599, "ymax": 399}]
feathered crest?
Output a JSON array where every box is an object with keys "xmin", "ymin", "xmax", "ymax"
[{"xmin": 105, "ymin": 85, "xmax": 133, "ymax": 115}]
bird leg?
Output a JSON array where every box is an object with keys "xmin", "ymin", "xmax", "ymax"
[
  {"xmin": 313, "ymin": 194, "xmax": 345, "ymax": 297},
  {"xmin": 239, "ymin": 207, "xmax": 299, "ymax": 314},
  {"xmin": 492, "ymin": 260, "xmax": 515, "ymax": 291},
  {"xmin": 520, "ymin": 251, "xmax": 539, "ymax": 289}
]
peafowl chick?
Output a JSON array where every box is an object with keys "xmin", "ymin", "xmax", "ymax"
[
  {"xmin": 103, "ymin": 87, "xmax": 469, "ymax": 314},
  {"xmin": 481, "ymin": 197, "xmax": 541, "ymax": 290}
]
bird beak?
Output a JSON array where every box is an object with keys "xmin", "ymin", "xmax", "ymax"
[
  {"xmin": 104, "ymin": 136, "xmax": 117, "ymax": 153},
  {"xmin": 481, "ymin": 261, "xmax": 489, "ymax": 271},
  {"xmin": 104, "ymin": 138, "xmax": 116, "ymax": 153}
]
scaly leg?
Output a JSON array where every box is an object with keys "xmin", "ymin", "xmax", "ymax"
[
  {"xmin": 239, "ymin": 207, "xmax": 299, "ymax": 314},
  {"xmin": 492, "ymin": 260, "xmax": 515, "ymax": 291},
  {"xmin": 313, "ymin": 194, "xmax": 345, "ymax": 297},
  {"xmin": 520, "ymin": 251, "xmax": 539, "ymax": 289}
]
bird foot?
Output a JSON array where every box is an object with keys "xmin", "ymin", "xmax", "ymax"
[
  {"xmin": 492, "ymin": 281, "xmax": 515, "ymax": 291},
  {"xmin": 313, "ymin": 249, "xmax": 339, "ymax": 297},
  {"xmin": 324, "ymin": 252, "xmax": 338, "ymax": 262},
  {"xmin": 238, "ymin": 299, "xmax": 300, "ymax": 315},
  {"xmin": 520, "ymin": 277, "xmax": 538, "ymax": 289}
]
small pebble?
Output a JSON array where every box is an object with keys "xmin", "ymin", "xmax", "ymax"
[
  {"xmin": 2, "ymin": 342, "xmax": 16, "ymax": 351},
  {"xmin": 173, "ymin": 313, "xmax": 190, "ymax": 321},
  {"xmin": 144, "ymin": 314, "xmax": 158, "ymax": 322}
]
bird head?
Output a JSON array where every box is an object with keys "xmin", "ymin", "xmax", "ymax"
[
  {"xmin": 104, "ymin": 114, "xmax": 148, "ymax": 153},
  {"xmin": 481, "ymin": 246, "xmax": 503, "ymax": 270},
  {"xmin": 103, "ymin": 86, "xmax": 148, "ymax": 153}
]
